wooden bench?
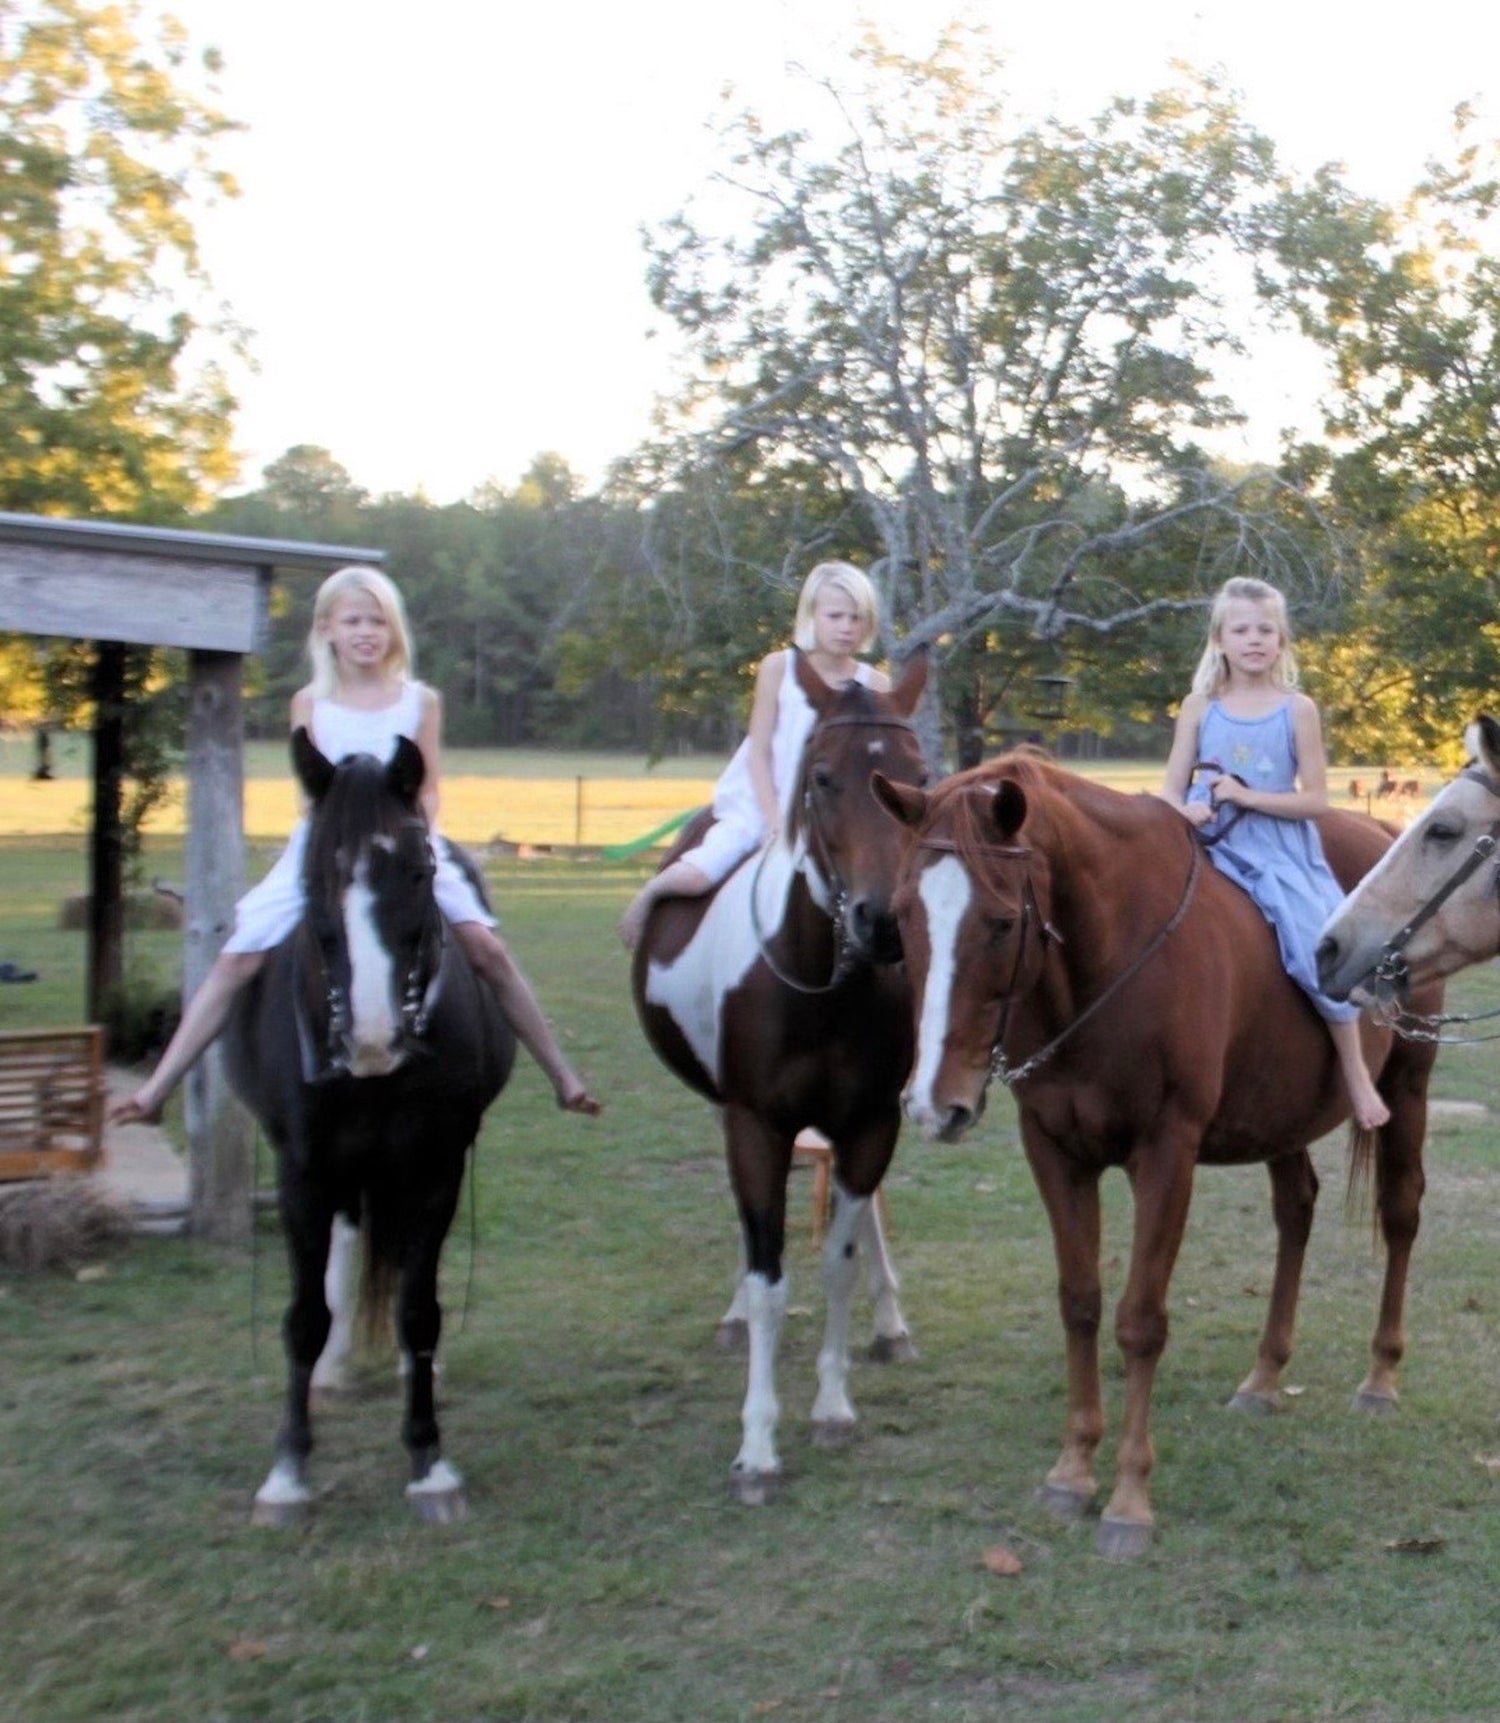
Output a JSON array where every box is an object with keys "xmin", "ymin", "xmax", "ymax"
[{"xmin": 0, "ymin": 1027, "xmax": 106, "ymax": 1181}]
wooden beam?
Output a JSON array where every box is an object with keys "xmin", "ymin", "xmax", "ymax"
[
  {"xmin": 0, "ymin": 543, "xmax": 269, "ymax": 652},
  {"xmin": 182, "ymin": 650, "xmax": 253, "ymax": 1246},
  {"xmin": 87, "ymin": 644, "xmax": 126, "ymax": 1023}
]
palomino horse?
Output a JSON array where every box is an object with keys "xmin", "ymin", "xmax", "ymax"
[
  {"xmin": 1319, "ymin": 716, "xmax": 1500, "ymax": 1009},
  {"xmin": 873, "ymin": 752, "xmax": 1439, "ymax": 1557},
  {"xmin": 225, "ymin": 730, "xmax": 515, "ymax": 1526},
  {"xmin": 632, "ymin": 650, "xmax": 928, "ymax": 1502}
]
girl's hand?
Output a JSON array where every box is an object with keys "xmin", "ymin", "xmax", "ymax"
[
  {"xmin": 1180, "ymin": 802, "xmax": 1215, "ymax": 829},
  {"xmin": 557, "ymin": 1079, "xmax": 603, "ymax": 1116},
  {"xmin": 1209, "ymin": 773, "xmax": 1252, "ymax": 809}
]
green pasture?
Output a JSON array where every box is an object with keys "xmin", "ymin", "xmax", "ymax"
[{"xmin": 4, "ymin": 834, "xmax": 1500, "ymax": 1721}]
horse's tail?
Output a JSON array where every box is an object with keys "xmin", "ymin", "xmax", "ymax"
[
  {"xmin": 355, "ymin": 1200, "xmax": 400, "ymax": 1351},
  {"xmin": 1343, "ymin": 1121, "xmax": 1380, "ymax": 1243}
]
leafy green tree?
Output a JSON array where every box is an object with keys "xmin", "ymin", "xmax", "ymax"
[
  {"xmin": 0, "ymin": 0, "xmax": 240, "ymax": 517},
  {"xmin": 1262, "ymin": 112, "xmax": 1500, "ymax": 759},
  {"xmin": 639, "ymin": 28, "xmax": 1342, "ymax": 763}
]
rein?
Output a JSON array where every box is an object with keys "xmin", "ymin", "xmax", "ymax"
[
  {"xmin": 749, "ymin": 712, "xmax": 919, "ymax": 997},
  {"xmin": 943, "ymin": 825, "xmax": 1203, "ymax": 1089}
]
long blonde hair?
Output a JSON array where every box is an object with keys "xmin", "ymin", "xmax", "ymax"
[
  {"xmin": 1190, "ymin": 576, "xmax": 1299, "ymax": 697},
  {"xmin": 792, "ymin": 561, "xmax": 880, "ymax": 653},
  {"xmin": 306, "ymin": 565, "xmax": 414, "ymax": 697}
]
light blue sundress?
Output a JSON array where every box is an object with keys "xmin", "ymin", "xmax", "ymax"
[{"xmin": 1186, "ymin": 699, "xmax": 1357, "ymax": 1025}]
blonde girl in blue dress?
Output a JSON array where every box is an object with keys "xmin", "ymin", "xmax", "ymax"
[
  {"xmin": 1161, "ymin": 576, "xmax": 1388, "ymax": 1131},
  {"xmin": 617, "ymin": 561, "xmax": 890, "ymax": 950},
  {"xmin": 113, "ymin": 566, "xmax": 600, "ymax": 1124}
]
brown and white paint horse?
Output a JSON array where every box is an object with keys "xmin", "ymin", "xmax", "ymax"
[
  {"xmin": 1319, "ymin": 716, "xmax": 1500, "ymax": 1008},
  {"xmin": 874, "ymin": 752, "xmax": 1439, "ymax": 1557},
  {"xmin": 632, "ymin": 650, "xmax": 928, "ymax": 1502}
]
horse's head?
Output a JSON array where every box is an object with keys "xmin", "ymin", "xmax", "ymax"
[
  {"xmin": 294, "ymin": 727, "xmax": 443, "ymax": 1080},
  {"xmin": 787, "ymin": 648, "xmax": 930, "ymax": 963},
  {"xmin": 874, "ymin": 760, "xmax": 1056, "ymax": 1141},
  {"xmin": 1318, "ymin": 714, "xmax": 1500, "ymax": 1005}
]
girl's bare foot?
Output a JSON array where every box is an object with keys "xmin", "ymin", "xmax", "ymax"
[{"xmin": 1348, "ymin": 1075, "xmax": 1391, "ymax": 1133}]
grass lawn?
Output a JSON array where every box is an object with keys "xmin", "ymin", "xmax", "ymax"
[{"xmin": 3, "ymin": 832, "xmax": 1500, "ymax": 1721}]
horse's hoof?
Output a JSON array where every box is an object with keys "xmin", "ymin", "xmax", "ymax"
[
  {"xmin": 409, "ymin": 1486, "xmax": 467, "ymax": 1525},
  {"xmin": 809, "ymin": 1417, "xmax": 856, "ymax": 1449},
  {"xmin": 1036, "ymin": 1482, "xmax": 1094, "ymax": 1522},
  {"xmin": 1227, "ymin": 1389, "xmax": 1280, "ymax": 1415},
  {"xmin": 728, "ymin": 1466, "xmax": 781, "ymax": 1506},
  {"xmin": 1097, "ymin": 1516, "xmax": 1154, "ymax": 1561},
  {"xmin": 869, "ymin": 1332, "xmax": 918, "ymax": 1364},
  {"xmin": 1353, "ymin": 1386, "xmax": 1400, "ymax": 1416},
  {"xmin": 715, "ymin": 1319, "xmax": 748, "ymax": 1353},
  {"xmin": 250, "ymin": 1497, "xmax": 308, "ymax": 1529}
]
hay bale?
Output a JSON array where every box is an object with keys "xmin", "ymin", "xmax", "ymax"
[{"xmin": 0, "ymin": 1178, "xmax": 132, "ymax": 1273}]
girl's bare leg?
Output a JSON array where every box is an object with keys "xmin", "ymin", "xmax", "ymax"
[
  {"xmin": 618, "ymin": 860, "xmax": 713, "ymax": 951},
  {"xmin": 452, "ymin": 922, "xmax": 602, "ymax": 1115},
  {"xmin": 1329, "ymin": 1017, "xmax": 1391, "ymax": 1131},
  {"xmin": 110, "ymin": 950, "xmax": 267, "ymax": 1124}
]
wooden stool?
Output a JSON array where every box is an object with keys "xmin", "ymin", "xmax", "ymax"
[{"xmin": 793, "ymin": 1127, "xmax": 890, "ymax": 1245}]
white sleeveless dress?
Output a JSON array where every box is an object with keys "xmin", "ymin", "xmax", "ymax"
[
  {"xmin": 223, "ymin": 681, "xmax": 493, "ymax": 954},
  {"xmin": 679, "ymin": 649, "xmax": 879, "ymax": 886}
]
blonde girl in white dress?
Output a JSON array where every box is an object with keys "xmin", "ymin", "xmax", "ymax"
[
  {"xmin": 112, "ymin": 566, "xmax": 600, "ymax": 1124},
  {"xmin": 618, "ymin": 561, "xmax": 889, "ymax": 950}
]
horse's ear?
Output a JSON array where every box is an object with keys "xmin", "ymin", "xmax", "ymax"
[
  {"xmin": 292, "ymin": 727, "xmax": 336, "ymax": 801},
  {"xmin": 386, "ymin": 735, "xmax": 426, "ymax": 807},
  {"xmin": 1469, "ymin": 714, "xmax": 1500, "ymax": 776},
  {"xmin": 889, "ymin": 646, "xmax": 929, "ymax": 715},
  {"xmin": 791, "ymin": 647, "xmax": 839, "ymax": 715},
  {"xmin": 992, "ymin": 779, "xmax": 1028, "ymax": 839},
  {"xmin": 872, "ymin": 771, "xmax": 928, "ymax": 828}
]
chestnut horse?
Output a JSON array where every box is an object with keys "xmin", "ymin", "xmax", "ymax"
[
  {"xmin": 1319, "ymin": 716, "xmax": 1500, "ymax": 1008},
  {"xmin": 874, "ymin": 752, "xmax": 1439, "ymax": 1557},
  {"xmin": 632, "ymin": 650, "xmax": 928, "ymax": 1501}
]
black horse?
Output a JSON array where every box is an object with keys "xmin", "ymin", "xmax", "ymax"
[{"xmin": 225, "ymin": 728, "xmax": 515, "ymax": 1525}]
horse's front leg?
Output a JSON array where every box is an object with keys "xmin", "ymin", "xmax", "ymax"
[
  {"xmin": 1355, "ymin": 1081, "xmax": 1426, "ymax": 1412},
  {"xmin": 1230, "ymin": 1149, "xmax": 1318, "ymax": 1413},
  {"xmin": 1023, "ymin": 1132, "xmax": 1105, "ymax": 1525},
  {"xmin": 1102, "ymin": 1135, "xmax": 1198, "ymax": 1560},
  {"xmin": 399, "ymin": 1165, "xmax": 467, "ymax": 1524},
  {"xmin": 725, "ymin": 1105, "xmax": 792, "ymax": 1504},
  {"xmin": 252, "ymin": 1175, "xmax": 334, "ymax": 1527}
]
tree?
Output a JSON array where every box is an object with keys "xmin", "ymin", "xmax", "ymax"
[
  {"xmin": 0, "ymin": 0, "xmax": 240, "ymax": 517},
  {"xmin": 1262, "ymin": 112, "xmax": 1500, "ymax": 760},
  {"xmin": 638, "ymin": 29, "xmax": 1347, "ymax": 764}
]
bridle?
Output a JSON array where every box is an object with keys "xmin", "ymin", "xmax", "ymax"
[
  {"xmin": 919, "ymin": 817, "xmax": 1202, "ymax": 1089},
  {"xmin": 750, "ymin": 712, "xmax": 920, "ymax": 996},
  {"xmin": 1355, "ymin": 764, "xmax": 1500, "ymax": 1043}
]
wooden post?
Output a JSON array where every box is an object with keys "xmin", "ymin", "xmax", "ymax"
[
  {"xmin": 87, "ymin": 643, "xmax": 127, "ymax": 1023},
  {"xmin": 183, "ymin": 649, "xmax": 253, "ymax": 1246}
]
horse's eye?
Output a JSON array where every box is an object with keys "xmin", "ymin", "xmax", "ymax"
[
  {"xmin": 812, "ymin": 766, "xmax": 835, "ymax": 793},
  {"xmin": 1424, "ymin": 820, "xmax": 1462, "ymax": 846},
  {"xmin": 987, "ymin": 917, "xmax": 1016, "ymax": 946}
]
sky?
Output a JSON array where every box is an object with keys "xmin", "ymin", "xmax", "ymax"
[{"xmin": 161, "ymin": 0, "xmax": 1500, "ymax": 504}]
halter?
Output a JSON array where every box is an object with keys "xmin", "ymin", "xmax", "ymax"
[
  {"xmin": 750, "ymin": 712, "xmax": 919, "ymax": 996},
  {"xmin": 924, "ymin": 822, "xmax": 1203, "ymax": 1089},
  {"xmin": 1357, "ymin": 764, "xmax": 1500, "ymax": 1043}
]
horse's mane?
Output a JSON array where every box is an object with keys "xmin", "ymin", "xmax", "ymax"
[
  {"xmin": 303, "ymin": 753, "xmax": 420, "ymax": 906},
  {"xmin": 929, "ymin": 749, "xmax": 1149, "ymax": 872}
]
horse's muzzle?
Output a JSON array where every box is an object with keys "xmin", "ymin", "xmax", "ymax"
[{"xmin": 847, "ymin": 900, "xmax": 904, "ymax": 965}]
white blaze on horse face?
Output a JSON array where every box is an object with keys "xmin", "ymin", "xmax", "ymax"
[
  {"xmin": 904, "ymin": 856, "xmax": 971, "ymax": 1134},
  {"xmin": 343, "ymin": 860, "xmax": 402, "ymax": 1076},
  {"xmin": 644, "ymin": 842, "xmax": 795, "ymax": 1087}
]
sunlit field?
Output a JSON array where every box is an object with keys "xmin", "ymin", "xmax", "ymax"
[{"xmin": 0, "ymin": 733, "xmax": 1433, "ymax": 848}]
